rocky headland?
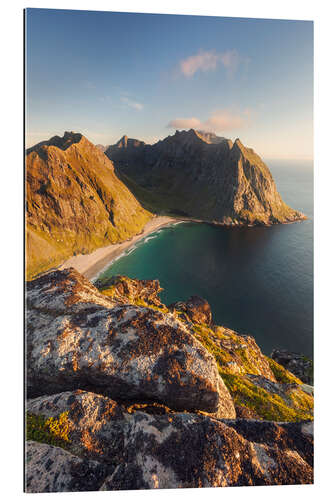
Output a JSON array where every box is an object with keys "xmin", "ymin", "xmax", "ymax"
[
  {"xmin": 25, "ymin": 268, "xmax": 313, "ymax": 492},
  {"xmin": 105, "ymin": 129, "xmax": 306, "ymax": 226}
]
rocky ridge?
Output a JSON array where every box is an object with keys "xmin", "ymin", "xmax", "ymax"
[
  {"xmin": 26, "ymin": 132, "xmax": 152, "ymax": 279},
  {"xmin": 25, "ymin": 269, "xmax": 313, "ymax": 491},
  {"xmin": 105, "ymin": 129, "xmax": 306, "ymax": 225}
]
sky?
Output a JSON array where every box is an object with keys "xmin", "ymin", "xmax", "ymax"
[{"xmin": 25, "ymin": 9, "xmax": 313, "ymax": 160}]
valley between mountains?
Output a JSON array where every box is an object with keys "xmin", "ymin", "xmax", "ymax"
[{"xmin": 26, "ymin": 130, "xmax": 305, "ymax": 280}]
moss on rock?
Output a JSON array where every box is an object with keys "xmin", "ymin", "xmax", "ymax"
[
  {"xmin": 266, "ymin": 357, "xmax": 303, "ymax": 385},
  {"xmin": 220, "ymin": 374, "xmax": 313, "ymax": 422},
  {"xmin": 26, "ymin": 411, "xmax": 72, "ymax": 450}
]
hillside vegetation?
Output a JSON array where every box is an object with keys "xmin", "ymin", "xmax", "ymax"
[{"xmin": 26, "ymin": 132, "xmax": 152, "ymax": 279}]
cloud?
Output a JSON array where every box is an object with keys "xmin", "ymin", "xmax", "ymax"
[
  {"xmin": 167, "ymin": 110, "xmax": 249, "ymax": 133},
  {"xmin": 179, "ymin": 49, "xmax": 242, "ymax": 78},
  {"xmin": 167, "ymin": 117, "xmax": 202, "ymax": 129},
  {"xmin": 202, "ymin": 111, "xmax": 246, "ymax": 132},
  {"xmin": 121, "ymin": 96, "xmax": 143, "ymax": 111}
]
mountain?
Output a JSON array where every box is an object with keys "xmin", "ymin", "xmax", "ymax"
[
  {"xmin": 26, "ymin": 132, "xmax": 152, "ymax": 279},
  {"xmin": 105, "ymin": 135, "xmax": 146, "ymax": 164},
  {"xmin": 195, "ymin": 130, "xmax": 230, "ymax": 144},
  {"xmin": 105, "ymin": 129, "xmax": 305, "ymax": 225},
  {"xmin": 25, "ymin": 268, "xmax": 313, "ymax": 492}
]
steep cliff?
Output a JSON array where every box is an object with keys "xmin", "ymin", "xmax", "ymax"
[
  {"xmin": 26, "ymin": 132, "xmax": 152, "ymax": 279},
  {"xmin": 105, "ymin": 129, "xmax": 305, "ymax": 225}
]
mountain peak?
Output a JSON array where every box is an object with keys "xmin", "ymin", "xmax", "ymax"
[
  {"xmin": 27, "ymin": 131, "xmax": 84, "ymax": 154},
  {"xmin": 106, "ymin": 130, "xmax": 305, "ymax": 226},
  {"xmin": 171, "ymin": 129, "xmax": 229, "ymax": 146},
  {"xmin": 113, "ymin": 135, "xmax": 145, "ymax": 150},
  {"xmin": 168, "ymin": 129, "xmax": 204, "ymax": 146},
  {"xmin": 26, "ymin": 132, "xmax": 152, "ymax": 279},
  {"xmin": 116, "ymin": 135, "xmax": 128, "ymax": 148}
]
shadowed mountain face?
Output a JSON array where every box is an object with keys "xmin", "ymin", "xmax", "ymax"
[
  {"xmin": 26, "ymin": 132, "xmax": 152, "ymax": 279},
  {"xmin": 105, "ymin": 129, "xmax": 305, "ymax": 225}
]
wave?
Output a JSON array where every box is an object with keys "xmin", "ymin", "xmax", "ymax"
[
  {"xmin": 92, "ymin": 222, "xmax": 181, "ymax": 281},
  {"xmin": 125, "ymin": 246, "xmax": 137, "ymax": 256},
  {"xmin": 143, "ymin": 234, "xmax": 158, "ymax": 243}
]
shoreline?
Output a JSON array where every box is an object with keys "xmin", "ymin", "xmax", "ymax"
[
  {"xmin": 58, "ymin": 212, "xmax": 307, "ymax": 281},
  {"xmin": 59, "ymin": 216, "xmax": 180, "ymax": 281}
]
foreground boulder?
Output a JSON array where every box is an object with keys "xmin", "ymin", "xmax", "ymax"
[
  {"xmin": 25, "ymin": 441, "xmax": 107, "ymax": 493},
  {"xmin": 26, "ymin": 390, "xmax": 313, "ymax": 490},
  {"xmin": 26, "ymin": 268, "xmax": 235, "ymax": 417}
]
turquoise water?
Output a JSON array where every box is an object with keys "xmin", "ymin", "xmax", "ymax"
[{"xmin": 97, "ymin": 160, "xmax": 313, "ymax": 357}]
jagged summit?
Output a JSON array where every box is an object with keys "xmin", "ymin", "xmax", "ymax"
[
  {"xmin": 195, "ymin": 130, "xmax": 229, "ymax": 145},
  {"xmin": 116, "ymin": 135, "xmax": 128, "ymax": 148},
  {"xmin": 152, "ymin": 129, "xmax": 232, "ymax": 152},
  {"xmin": 25, "ymin": 133, "xmax": 151, "ymax": 279},
  {"xmin": 27, "ymin": 131, "xmax": 84, "ymax": 154},
  {"xmin": 114, "ymin": 135, "xmax": 145, "ymax": 149},
  {"xmin": 105, "ymin": 129, "xmax": 306, "ymax": 225},
  {"xmin": 104, "ymin": 135, "xmax": 146, "ymax": 164}
]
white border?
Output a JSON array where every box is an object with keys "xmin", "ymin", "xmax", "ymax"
[{"xmin": 1, "ymin": 1, "xmax": 332, "ymax": 499}]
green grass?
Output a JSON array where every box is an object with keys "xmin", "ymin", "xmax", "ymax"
[
  {"xmin": 221, "ymin": 373, "xmax": 313, "ymax": 422},
  {"xmin": 266, "ymin": 357, "xmax": 303, "ymax": 385},
  {"xmin": 190, "ymin": 323, "xmax": 313, "ymax": 422},
  {"xmin": 191, "ymin": 324, "xmax": 233, "ymax": 365},
  {"xmin": 26, "ymin": 412, "xmax": 71, "ymax": 449}
]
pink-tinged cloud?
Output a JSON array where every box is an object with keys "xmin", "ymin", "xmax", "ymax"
[
  {"xmin": 167, "ymin": 110, "xmax": 249, "ymax": 133},
  {"xmin": 179, "ymin": 49, "xmax": 241, "ymax": 78},
  {"xmin": 167, "ymin": 117, "xmax": 202, "ymax": 129},
  {"xmin": 202, "ymin": 111, "xmax": 246, "ymax": 132}
]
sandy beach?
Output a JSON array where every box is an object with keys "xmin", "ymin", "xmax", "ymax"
[{"xmin": 59, "ymin": 216, "xmax": 179, "ymax": 281}]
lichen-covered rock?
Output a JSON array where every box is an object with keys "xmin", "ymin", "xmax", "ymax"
[
  {"xmin": 26, "ymin": 267, "xmax": 116, "ymax": 314},
  {"xmin": 169, "ymin": 295, "xmax": 213, "ymax": 326},
  {"xmin": 95, "ymin": 275, "xmax": 165, "ymax": 309},
  {"xmin": 26, "ymin": 391, "xmax": 126, "ymax": 465},
  {"xmin": 224, "ymin": 419, "xmax": 313, "ymax": 468},
  {"xmin": 26, "ymin": 268, "xmax": 235, "ymax": 417},
  {"xmin": 25, "ymin": 441, "xmax": 107, "ymax": 493},
  {"xmin": 26, "ymin": 390, "xmax": 313, "ymax": 490},
  {"xmin": 235, "ymin": 405, "xmax": 261, "ymax": 420}
]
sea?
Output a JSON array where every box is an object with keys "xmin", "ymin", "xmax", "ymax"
[{"xmin": 96, "ymin": 160, "xmax": 313, "ymax": 358}]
